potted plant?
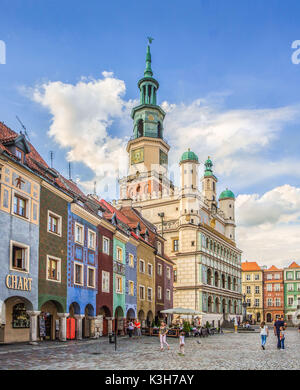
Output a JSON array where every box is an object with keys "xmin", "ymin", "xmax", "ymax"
[{"xmin": 183, "ymin": 321, "xmax": 191, "ymax": 337}]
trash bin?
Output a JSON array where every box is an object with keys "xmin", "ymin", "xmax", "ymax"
[{"xmin": 109, "ymin": 333, "xmax": 115, "ymax": 343}]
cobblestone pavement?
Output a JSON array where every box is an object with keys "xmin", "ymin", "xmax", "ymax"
[{"xmin": 0, "ymin": 329, "xmax": 299, "ymax": 370}]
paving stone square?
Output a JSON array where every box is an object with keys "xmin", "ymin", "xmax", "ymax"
[{"xmin": 0, "ymin": 329, "xmax": 299, "ymax": 370}]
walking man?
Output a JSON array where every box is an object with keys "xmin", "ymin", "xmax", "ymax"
[{"xmin": 273, "ymin": 316, "xmax": 286, "ymax": 350}]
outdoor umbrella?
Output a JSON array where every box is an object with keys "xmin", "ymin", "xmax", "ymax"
[{"xmin": 160, "ymin": 308, "xmax": 205, "ymax": 315}]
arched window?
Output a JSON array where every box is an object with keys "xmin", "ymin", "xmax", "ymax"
[
  {"xmin": 157, "ymin": 122, "xmax": 162, "ymax": 138},
  {"xmin": 213, "ymin": 182, "xmax": 215, "ymax": 191},
  {"xmin": 137, "ymin": 120, "xmax": 143, "ymax": 138},
  {"xmin": 136, "ymin": 185, "xmax": 141, "ymax": 193}
]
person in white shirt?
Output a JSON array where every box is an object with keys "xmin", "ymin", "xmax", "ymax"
[
  {"xmin": 260, "ymin": 321, "xmax": 269, "ymax": 350},
  {"xmin": 178, "ymin": 331, "xmax": 185, "ymax": 356}
]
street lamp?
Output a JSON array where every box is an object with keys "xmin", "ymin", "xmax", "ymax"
[{"xmin": 242, "ymin": 294, "xmax": 248, "ymax": 323}]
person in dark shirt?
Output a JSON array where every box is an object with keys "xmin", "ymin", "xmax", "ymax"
[{"xmin": 273, "ymin": 317, "xmax": 286, "ymax": 349}]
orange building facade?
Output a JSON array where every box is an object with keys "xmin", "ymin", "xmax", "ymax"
[{"xmin": 263, "ymin": 265, "xmax": 284, "ymax": 323}]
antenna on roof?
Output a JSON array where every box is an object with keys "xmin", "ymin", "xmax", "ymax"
[
  {"xmin": 49, "ymin": 151, "xmax": 54, "ymax": 168},
  {"xmin": 16, "ymin": 116, "xmax": 30, "ymax": 142},
  {"xmin": 68, "ymin": 162, "xmax": 72, "ymax": 180}
]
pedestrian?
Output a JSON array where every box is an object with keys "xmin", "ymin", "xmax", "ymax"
[
  {"xmin": 159, "ymin": 321, "xmax": 170, "ymax": 351},
  {"xmin": 128, "ymin": 320, "xmax": 134, "ymax": 338},
  {"xmin": 273, "ymin": 316, "xmax": 286, "ymax": 350},
  {"xmin": 134, "ymin": 318, "xmax": 142, "ymax": 339},
  {"xmin": 178, "ymin": 331, "xmax": 185, "ymax": 356},
  {"xmin": 234, "ymin": 317, "xmax": 238, "ymax": 333},
  {"xmin": 260, "ymin": 321, "xmax": 269, "ymax": 350},
  {"xmin": 279, "ymin": 326, "xmax": 285, "ymax": 350}
]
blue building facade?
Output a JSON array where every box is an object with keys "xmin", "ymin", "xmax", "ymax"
[
  {"xmin": 125, "ymin": 238, "xmax": 138, "ymax": 319},
  {"xmin": 67, "ymin": 203, "xmax": 98, "ymax": 336}
]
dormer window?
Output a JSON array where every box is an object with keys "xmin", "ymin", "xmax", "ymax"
[{"xmin": 15, "ymin": 148, "xmax": 23, "ymax": 161}]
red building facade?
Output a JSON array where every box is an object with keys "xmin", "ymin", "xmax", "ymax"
[{"xmin": 263, "ymin": 265, "xmax": 284, "ymax": 323}]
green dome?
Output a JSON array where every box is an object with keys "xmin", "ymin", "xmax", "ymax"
[
  {"xmin": 219, "ymin": 189, "xmax": 235, "ymax": 200},
  {"xmin": 180, "ymin": 149, "xmax": 198, "ymax": 162}
]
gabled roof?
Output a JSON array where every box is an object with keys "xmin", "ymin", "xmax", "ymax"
[
  {"xmin": 267, "ymin": 265, "xmax": 281, "ymax": 271},
  {"xmin": 288, "ymin": 261, "xmax": 300, "ymax": 269},
  {"xmin": 241, "ymin": 261, "xmax": 261, "ymax": 271}
]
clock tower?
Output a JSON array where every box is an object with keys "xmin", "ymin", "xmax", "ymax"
[{"xmin": 120, "ymin": 40, "xmax": 172, "ymax": 200}]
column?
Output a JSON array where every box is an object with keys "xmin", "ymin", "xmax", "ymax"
[
  {"xmin": 88, "ymin": 316, "xmax": 96, "ymax": 338},
  {"xmin": 74, "ymin": 314, "xmax": 84, "ymax": 340},
  {"xmin": 57, "ymin": 313, "xmax": 68, "ymax": 341},
  {"xmin": 107, "ymin": 317, "xmax": 113, "ymax": 334},
  {"xmin": 27, "ymin": 311, "xmax": 40, "ymax": 344}
]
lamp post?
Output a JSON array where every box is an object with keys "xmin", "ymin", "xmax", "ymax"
[
  {"xmin": 158, "ymin": 212, "xmax": 165, "ymax": 238},
  {"xmin": 242, "ymin": 293, "xmax": 248, "ymax": 323}
]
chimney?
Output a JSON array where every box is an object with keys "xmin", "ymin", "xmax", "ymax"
[{"xmin": 120, "ymin": 198, "xmax": 132, "ymax": 208}]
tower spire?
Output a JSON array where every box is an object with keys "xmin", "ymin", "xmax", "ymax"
[{"xmin": 144, "ymin": 43, "xmax": 153, "ymax": 77}]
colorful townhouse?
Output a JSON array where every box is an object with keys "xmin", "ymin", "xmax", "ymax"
[
  {"xmin": 241, "ymin": 261, "xmax": 264, "ymax": 323},
  {"xmin": 263, "ymin": 265, "xmax": 284, "ymax": 323},
  {"xmin": 155, "ymin": 237, "xmax": 174, "ymax": 324},
  {"xmin": 0, "ymin": 123, "xmax": 41, "ymax": 344},
  {"xmin": 284, "ymin": 261, "xmax": 300, "ymax": 323}
]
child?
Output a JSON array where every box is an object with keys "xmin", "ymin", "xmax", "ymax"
[
  {"xmin": 178, "ymin": 331, "xmax": 185, "ymax": 356},
  {"xmin": 279, "ymin": 326, "xmax": 285, "ymax": 350}
]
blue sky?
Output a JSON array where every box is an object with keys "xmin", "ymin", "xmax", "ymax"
[{"xmin": 1, "ymin": 0, "xmax": 300, "ymax": 265}]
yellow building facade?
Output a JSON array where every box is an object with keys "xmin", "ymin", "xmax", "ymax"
[{"xmin": 241, "ymin": 262, "xmax": 264, "ymax": 323}]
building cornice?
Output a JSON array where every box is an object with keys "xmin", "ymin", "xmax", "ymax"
[
  {"xmin": 71, "ymin": 203, "xmax": 100, "ymax": 226},
  {"xmin": 42, "ymin": 180, "xmax": 73, "ymax": 202}
]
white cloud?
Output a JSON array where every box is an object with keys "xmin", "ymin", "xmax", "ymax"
[
  {"xmin": 31, "ymin": 72, "xmax": 137, "ymax": 197},
  {"xmin": 236, "ymin": 185, "xmax": 300, "ymax": 267}
]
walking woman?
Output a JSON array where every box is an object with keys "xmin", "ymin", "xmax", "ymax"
[
  {"xmin": 260, "ymin": 321, "xmax": 269, "ymax": 350},
  {"xmin": 159, "ymin": 321, "xmax": 170, "ymax": 351}
]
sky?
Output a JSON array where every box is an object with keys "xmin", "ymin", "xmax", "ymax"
[{"xmin": 1, "ymin": 0, "xmax": 300, "ymax": 267}]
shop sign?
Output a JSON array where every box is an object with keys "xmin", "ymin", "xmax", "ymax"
[{"xmin": 5, "ymin": 274, "xmax": 32, "ymax": 291}]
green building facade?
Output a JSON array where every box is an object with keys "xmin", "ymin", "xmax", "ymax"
[{"xmin": 284, "ymin": 262, "xmax": 300, "ymax": 322}]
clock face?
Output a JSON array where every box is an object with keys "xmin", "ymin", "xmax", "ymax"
[
  {"xmin": 131, "ymin": 147, "xmax": 144, "ymax": 165},
  {"xmin": 148, "ymin": 114, "xmax": 154, "ymax": 121}
]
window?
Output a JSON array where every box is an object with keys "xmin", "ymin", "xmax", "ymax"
[
  {"xmin": 129, "ymin": 254, "xmax": 134, "ymax": 268},
  {"xmin": 139, "ymin": 259, "xmax": 145, "ymax": 273},
  {"xmin": 173, "ymin": 239, "xmax": 179, "ymax": 252},
  {"xmin": 157, "ymin": 263, "xmax": 162, "ymax": 276},
  {"xmin": 166, "ymin": 289, "xmax": 171, "ymax": 301},
  {"xmin": 47, "ymin": 211, "xmax": 62, "ymax": 236},
  {"xmin": 246, "ymin": 274, "xmax": 251, "ymax": 281},
  {"xmin": 74, "ymin": 262, "xmax": 83, "ymax": 285},
  {"xmin": 103, "ymin": 237, "xmax": 110, "ymax": 254},
  {"xmin": 274, "ymin": 284, "xmax": 280, "ymax": 292},
  {"xmin": 87, "ymin": 266, "xmax": 96, "ymax": 288},
  {"xmin": 267, "ymin": 274, "xmax": 272, "ymax": 280},
  {"xmin": 166, "ymin": 267, "xmax": 171, "ymax": 279},
  {"xmin": 75, "ymin": 223, "xmax": 84, "ymax": 245},
  {"xmin": 297, "ymin": 284, "xmax": 300, "ymax": 292},
  {"xmin": 255, "ymin": 286, "xmax": 260, "ymax": 294},
  {"xmin": 10, "ymin": 241, "xmax": 29, "ymax": 272},
  {"xmin": 297, "ymin": 272, "xmax": 300, "ymax": 280},
  {"xmin": 174, "ymin": 269, "xmax": 177, "ymax": 282},
  {"xmin": 13, "ymin": 194, "xmax": 27, "ymax": 218},
  {"xmin": 12, "ymin": 303, "xmax": 30, "ymax": 328},
  {"xmin": 147, "ymin": 287, "xmax": 152, "ymax": 301},
  {"xmin": 47, "ymin": 256, "xmax": 61, "ymax": 282},
  {"xmin": 286, "ymin": 272, "xmax": 293, "ymax": 280},
  {"xmin": 148, "ymin": 263, "xmax": 153, "ymax": 276},
  {"xmin": 275, "ymin": 273, "xmax": 280, "ymax": 280},
  {"xmin": 116, "ymin": 247, "xmax": 123, "ymax": 262},
  {"xmin": 102, "ymin": 271, "xmax": 110, "ymax": 293},
  {"xmin": 246, "ymin": 286, "xmax": 251, "ymax": 294},
  {"xmin": 275, "ymin": 298, "xmax": 281, "ymax": 307},
  {"xmin": 88, "ymin": 230, "xmax": 96, "ymax": 250},
  {"xmin": 288, "ymin": 297, "xmax": 294, "ymax": 306},
  {"xmin": 255, "ymin": 274, "xmax": 260, "ymax": 280},
  {"xmin": 139, "ymin": 285, "xmax": 145, "ymax": 300},
  {"xmin": 254, "ymin": 299, "xmax": 260, "ymax": 307},
  {"xmin": 267, "ymin": 298, "xmax": 273, "ymax": 307},
  {"xmin": 191, "ymin": 241, "xmax": 195, "ymax": 246},
  {"xmin": 129, "ymin": 281, "xmax": 134, "ymax": 296},
  {"xmin": 267, "ymin": 284, "xmax": 272, "ymax": 292},
  {"xmin": 157, "ymin": 241, "xmax": 162, "ymax": 255},
  {"xmin": 288, "ymin": 284, "xmax": 294, "ymax": 292},
  {"xmin": 246, "ymin": 298, "xmax": 251, "ymax": 306},
  {"xmin": 15, "ymin": 149, "xmax": 23, "ymax": 160},
  {"xmin": 157, "ymin": 286, "xmax": 162, "ymax": 300},
  {"xmin": 116, "ymin": 275, "xmax": 123, "ymax": 293}
]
